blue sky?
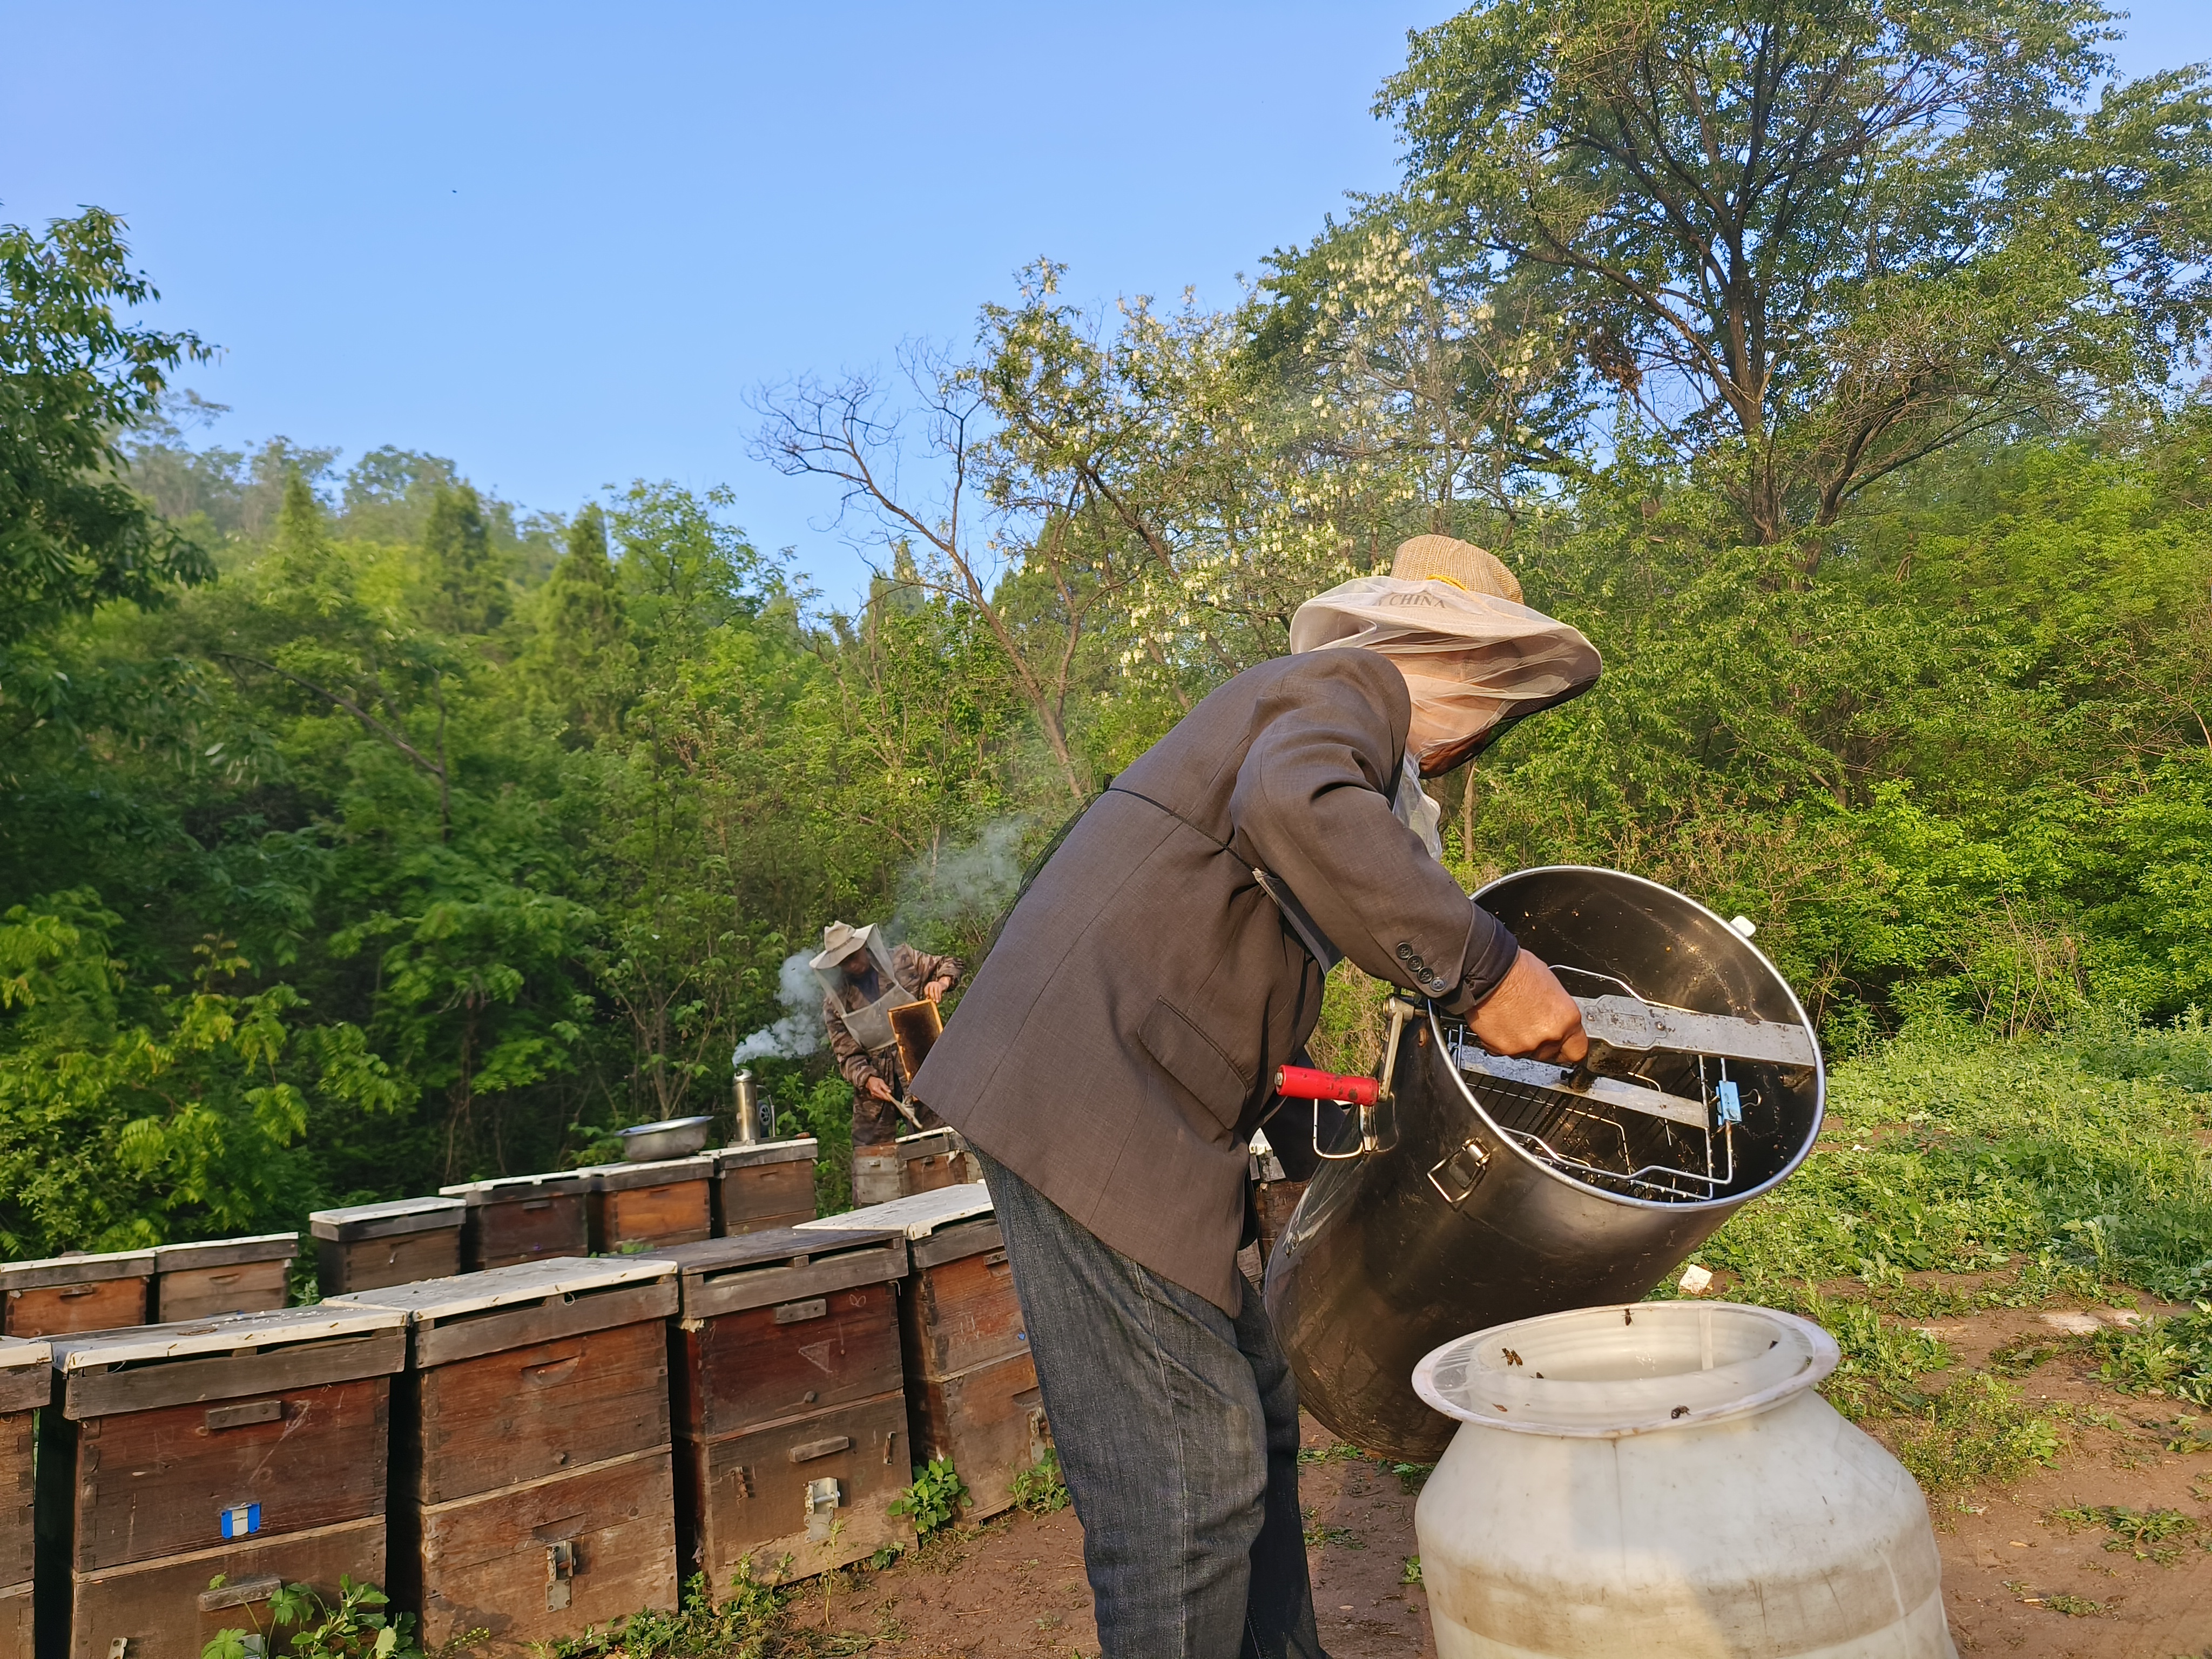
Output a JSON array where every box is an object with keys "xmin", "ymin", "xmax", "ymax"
[{"xmin": 5, "ymin": 3, "xmax": 2206, "ymax": 608}]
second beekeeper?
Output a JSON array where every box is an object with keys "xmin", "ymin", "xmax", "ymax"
[{"xmin": 812, "ymin": 920, "xmax": 960, "ymax": 1203}]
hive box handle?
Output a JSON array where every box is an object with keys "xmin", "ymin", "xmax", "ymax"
[
  {"xmin": 206, "ymin": 1399, "xmax": 282, "ymax": 1432},
  {"xmin": 199, "ymin": 1574, "xmax": 284, "ymax": 1611}
]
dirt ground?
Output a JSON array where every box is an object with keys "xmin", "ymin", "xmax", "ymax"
[{"xmin": 774, "ymin": 1292, "xmax": 2212, "ymax": 1659}]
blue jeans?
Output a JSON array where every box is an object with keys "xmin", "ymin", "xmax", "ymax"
[{"xmin": 974, "ymin": 1148, "xmax": 1327, "ymax": 1659}]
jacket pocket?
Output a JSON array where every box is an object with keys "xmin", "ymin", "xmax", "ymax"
[{"xmin": 1136, "ymin": 998, "xmax": 1253, "ymax": 1130}]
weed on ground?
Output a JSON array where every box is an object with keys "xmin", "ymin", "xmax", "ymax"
[{"xmin": 1701, "ymin": 1014, "xmax": 2212, "ymax": 1302}]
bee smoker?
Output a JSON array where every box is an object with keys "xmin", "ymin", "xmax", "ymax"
[
  {"xmin": 1262, "ymin": 866, "xmax": 1826, "ymax": 1461},
  {"xmin": 731, "ymin": 1069, "xmax": 768, "ymax": 1145}
]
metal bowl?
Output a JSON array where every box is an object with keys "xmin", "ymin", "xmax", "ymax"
[{"xmin": 615, "ymin": 1115, "xmax": 715, "ymax": 1163}]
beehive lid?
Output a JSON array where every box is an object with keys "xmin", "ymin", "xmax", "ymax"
[
  {"xmin": 308, "ymin": 1196, "xmax": 464, "ymax": 1242},
  {"xmin": 0, "ymin": 1247, "xmax": 156, "ymax": 1291},
  {"xmin": 437, "ymin": 1170, "xmax": 593, "ymax": 1203},
  {"xmin": 644, "ymin": 1226, "xmax": 904, "ymax": 1318},
  {"xmin": 796, "ymin": 1181, "xmax": 992, "ymax": 1240},
  {"xmin": 46, "ymin": 1305, "xmax": 407, "ymax": 1419},
  {"xmin": 325, "ymin": 1255, "xmax": 677, "ymax": 1363},
  {"xmin": 325, "ymin": 1255, "xmax": 673, "ymax": 1321},
  {"xmin": 1412, "ymin": 1302, "xmax": 1840, "ymax": 1439},
  {"xmin": 0, "ymin": 1334, "xmax": 50, "ymax": 1412},
  {"xmin": 575, "ymin": 1154, "xmax": 716, "ymax": 1193},
  {"xmin": 50, "ymin": 1304, "xmax": 405, "ymax": 1370},
  {"xmin": 0, "ymin": 1335, "xmax": 48, "ymax": 1372},
  {"xmin": 152, "ymin": 1232, "xmax": 300, "ymax": 1271},
  {"xmin": 714, "ymin": 1136, "xmax": 819, "ymax": 1171}
]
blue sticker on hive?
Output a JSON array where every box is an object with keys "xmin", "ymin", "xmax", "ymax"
[{"xmin": 220, "ymin": 1503, "xmax": 260, "ymax": 1539}]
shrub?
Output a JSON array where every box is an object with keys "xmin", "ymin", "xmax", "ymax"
[{"xmin": 889, "ymin": 1456, "xmax": 968, "ymax": 1536}]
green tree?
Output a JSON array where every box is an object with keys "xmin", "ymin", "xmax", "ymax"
[
  {"xmin": 535, "ymin": 502, "xmax": 635, "ymax": 743},
  {"xmin": 1, "ymin": 207, "xmax": 214, "ymax": 641},
  {"xmin": 419, "ymin": 482, "xmax": 508, "ymax": 636},
  {"xmin": 0, "ymin": 892, "xmax": 399, "ymax": 1255},
  {"xmin": 1384, "ymin": 0, "xmax": 2212, "ymax": 551}
]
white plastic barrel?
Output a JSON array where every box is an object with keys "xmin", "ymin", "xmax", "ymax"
[{"xmin": 1411, "ymin": 1303, "xmax": 1955, "ymax": 1658}]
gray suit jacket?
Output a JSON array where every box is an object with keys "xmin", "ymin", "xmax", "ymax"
[{"xmin": 909, "ymin": 648, "xmax": 1519, "ymax": 1311}]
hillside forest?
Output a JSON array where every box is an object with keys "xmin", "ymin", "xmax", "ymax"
[{"xmin": 3, "ymin": 0, "xmax": 2210, "ymax": 1267}]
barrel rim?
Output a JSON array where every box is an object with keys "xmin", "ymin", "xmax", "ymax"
[
  {"xmin": 1442, "ymin": 864, "xmax": 1827, "ymax": 1213},
  {"xmin": 1412, "ymin": 1301, "xmax": 1842, "ymax": 1438}
]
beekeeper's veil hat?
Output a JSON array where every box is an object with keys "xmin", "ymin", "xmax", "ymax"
[{"xmin": 1290, "ymin": 536, "xmax": 1601, "ymax": 768}]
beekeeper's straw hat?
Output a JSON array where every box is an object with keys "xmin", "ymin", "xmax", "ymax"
[
  {"xmin": 1390, "ymin": 534, "xmax": 1524, "ymax": 603},
  {"xmin": 1290, "ymin": 536, "xmax": 1600, "ymax": 758},
  {"xmin": 811, "ymin": 920, "xmax": 878, "ymax": 971}
]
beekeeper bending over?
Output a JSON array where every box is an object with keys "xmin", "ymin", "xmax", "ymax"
[{"xmin": 911, "ymin": 536, "xmax": 1601, "ymax": 1659}]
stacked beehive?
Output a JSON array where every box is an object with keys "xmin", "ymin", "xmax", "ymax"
[
  {"xmin": 309, "ymin": 1197, "xmax": 464, "ymax": 1296},
  {"xmin": 710, "ymin": 1139, "xmax": 819, "ymax": 1237},
  {"xmin": 652, "ymin": 1226, "xmax": 913, "ymax": 1586},
  {"xmin": 440, "ymin": 1172, "xmax": 592, "ymax": 1272},
  {"xmin": 584, "ymin": 1157, "xmax": 716, "ymax": 1255},
  {"xmin": 0, "ymin": 1251, "xmax": 151, "ymax": 1340},
  {"xmin": 889, "ymin": 1128, "xmax": 976, "ymax": 1196},
  {"xmin": 1, "ymin": 1338, "xmax": 46, "ymax": 1656},
  {"xmin": 801, "ymin": 1184, "xmax": 1048, "ymax": 1521},
  {"xmin": 151, "ymin": 1233, "xmax": 297, "ymax": 1322},
  {"xmin": 35, "ymin": 1306, "xmax": 406, "ymax": 1659},
  {"xmin": 328, "ymin": 1257, "xmax": 679, "ymax": 1653}
]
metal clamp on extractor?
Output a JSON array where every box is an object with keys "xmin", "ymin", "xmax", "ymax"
[{"xmin": 1276, "ymin": 997, "xmax": 1417, "ymax": 1161}]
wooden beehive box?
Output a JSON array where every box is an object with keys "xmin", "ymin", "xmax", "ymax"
[
  {"xmin": 308, "ymin": 1197, "xmax": 463, "ymax": 1296},
  {"xmin": 585, "ymin": 1156, "xmax": 714, "ymax": 1253},
  {"xmin": 892, "ymin": 1128, "xmax": 975, "ymax": 1196},
  {"xmin": 1, "ymin": 1338, "xmax": 49, "ymax": 1657},
  {"xmin": 800, "ymin": 1185, "xmax": 1048, "ymax": 1521},
  {"xmin": 152, "ymin": 1233, "xmax": 297, "ymax": 1323},
  {"xmin": 711, "ymin": 1138, "xmax": 818, "ymax": 1238},
  {"xmin": 327, "ymin": 1257, "xmax": 680, "ymax": 1653},
  {"xmin": 647, "ymin": 1226, "xmax": 912, "ymax": 1586},
  {"xmin": 0, "ymin": 1251, "xmax": 152, "ymax": 1340},
  {"xmin": 36, "ymin": 1306, "xmax": 406, "ymax": 1659},
  {"xmin": 439, "ymin": 1172, "xmax": 591, "ymax": 1272}
]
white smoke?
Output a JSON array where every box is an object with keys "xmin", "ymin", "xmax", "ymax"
[
  {"xmin": 730, "ymin": 819, "xmax": 1034, "ymax": 1067},
  {"xmin": 896, "ymin": 817, "xmax": 1030, "ymax": 938},
  {"xmin": 731, "ymin": 950, "xmax": 823, "ymax": 1064}
]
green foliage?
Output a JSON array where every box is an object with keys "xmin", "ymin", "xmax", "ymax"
[
  {"xmin": 1808, "ymin": 1292, "xmax": 1952, "ymax": 1421},
  {"xmin": 1887, "ymin": 1373, "xmax": 2065, "ymax": 1492},
  {"xmin": 1010, "ymin": 1447, "xmax": 1070, "ymax": 1515},
  {"xmin": 0, "ymin": 894, "xmax": 397, "ymax": 1255},
  {"xmin": 2036, "ymin": 1591, "xmax": 2107, "ymax": 1616},
  {"xmin": 1, "ymin": 207, "xmax": 213, "ymax": 643},
  {"xmin": 798, "ymin": 1073, "xmax": 855, "ymax": 1218},
  {"xmin": 889, "ymin": 1457, "xmax": 968, "ymax": 1536},
  {"xmin": 543, "ymin": 1570, "xmax": 790, "ymax": 1658},
  {"xmin": 199, "ymin": 1575, "xmax": 429, "ymax": 1659},
  {"xmin": 1389, "ymin": 1461, "xmax": 1434, "ymax": 1495},
  {"xmin": 2093, "ymin": 1302, "xmax": 2212, "ymax": 1404},
  {"xmin": 2048, "ymin": 1503, "xmax": 2202, "ymax": 1565},
  {"xmin": 1700, "ymin": 1015, "xmax": 2212, "ymax": 1304}
]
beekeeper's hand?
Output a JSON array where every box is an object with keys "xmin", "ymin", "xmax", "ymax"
[
  {"xmin": 1471, "ymin": 950, "xmax": 1588, "ymax": 1063},
  {"xmin": 865, "ymin": 1075, "xmax": 896, "ymax": 1102}
]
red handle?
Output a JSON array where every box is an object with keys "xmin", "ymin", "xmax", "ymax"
[{"xmin": 1274, "ymin": 1065, "xmax": 1379, "ymax": 1105}]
